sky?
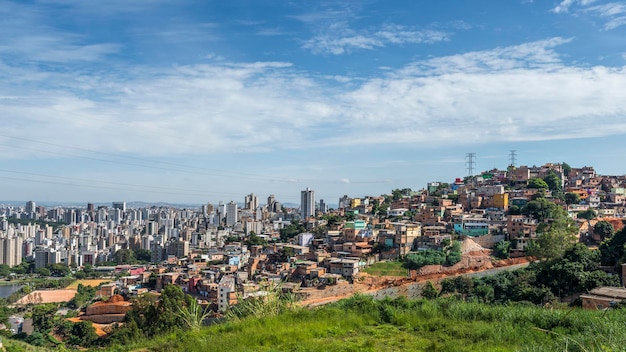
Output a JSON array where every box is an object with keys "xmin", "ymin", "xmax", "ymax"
[{"xmin": 1, "ymin": 0, "xmax": 626, "ymax": 206}]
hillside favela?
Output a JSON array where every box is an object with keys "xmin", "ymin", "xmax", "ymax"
[{"xmin": 2, "ymin": 161, "xmax": 626, "ymax": 350}]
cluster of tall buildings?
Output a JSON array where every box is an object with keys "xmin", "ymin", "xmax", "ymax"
[{"xmin": 0, "ymin": 187, "xmax": 330, "ymax": 269}]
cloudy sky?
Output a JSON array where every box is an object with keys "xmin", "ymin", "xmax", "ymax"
[{"xmin": 1, "ymin": 0, "xmax": 626, "ymax": 206}]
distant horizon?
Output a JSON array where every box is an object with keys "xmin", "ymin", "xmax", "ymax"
[
  {"xmin": 0, "ymin": 200, "xmax": 307, "ymax": 209},
  {"xmin": 0, "ymin": 157, "xmax": 623, "ymax": 208},
  {"xmin": 2, "ymin": 1, "xmax": 626, "ymax": 204}
]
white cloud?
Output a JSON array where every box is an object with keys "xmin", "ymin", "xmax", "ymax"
[
  {"xmin": 0, "ymin": 1, "xmax": 120, "ymax": 63},
  {"xmin": 398, "ymin": 37, "xmax": 572, "ymax": 76},
  {"xmin": 586, "ymin": 2, "xmax": 626, "ymax": 16},
  {"xmin": 553, "ymin": 0, "xmax": 599, "ymax": 13},
  {"xmin": 554, "ymin": 0, "xmax": 626, "ymax": 30},
  {"xmin": 605, "ymin": 15, "xmax": 626, "ymax": 28},
  {"xmin": 331, "ymin": 39, "xmax": 626, "ymax": 147},
  {"xmin": 303, "ymin": 22, "xmax": 449, "ymax": 55},
  {"xmin": 2, "ymin": 37, "xmax": 626, "ymax": 163}
]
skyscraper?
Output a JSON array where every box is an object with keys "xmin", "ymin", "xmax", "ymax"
[
  {"xmin": 112, "ymin": 202, "xmax": 126, "ymax": 212},
  {"xmin": 301, "ymin": 188, "xmax": 315, "ymax": 219},
  {"xmin": 244, "ymin": 193, "xmax": 259, "ymax": 210},
  {"xmin": 319, "ymin": 199, "xmax": 327, "ymax": 214},
  {"xmin": 25, "ymin": 201, "xmax": 36, "ymax": 214},
  {"xmin": 226, "ymin": 201, "xmax": 238, "ymax": 226},
  {"xmin": 0, "ymin": 236, "xmax": 23, "ymax": 267}
]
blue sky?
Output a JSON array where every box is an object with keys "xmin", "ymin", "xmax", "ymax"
[{"xmin": 1, "ymin": 0, "xmax": 626, "ymax": 206}]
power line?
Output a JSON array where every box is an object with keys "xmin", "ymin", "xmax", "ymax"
[
  {"xmin": 0, "ymin": 169, "xmax": 238, "ymax": 197},
  {"xmin": 0, "ymin": 135, "xmax": 298, "ymax": 182},
  {"xmin": 0, "ymin": 136, "xmax": 391, "ymax": 186}
]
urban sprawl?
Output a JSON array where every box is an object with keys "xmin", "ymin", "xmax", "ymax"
[{"xmin": 2, "ymin": 161, "xmax": 626, "ymax": 335}]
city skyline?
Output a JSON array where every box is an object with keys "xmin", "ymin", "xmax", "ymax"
[{"xmin": 1, "ymin": 1, "xmax": 626, "ymax": 204}]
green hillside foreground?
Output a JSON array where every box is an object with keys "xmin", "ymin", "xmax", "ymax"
[{"xmin": 99, "ymin": 295, "xmax": 626, "ymax": 352}]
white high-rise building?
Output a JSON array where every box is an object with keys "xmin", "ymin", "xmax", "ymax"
[
  {"xmin": 226, "ymin": 201, "xmax": 238, "ymax": 227},
  {"xmin": 0, "ymin": 236, "xmax": 23, "ymax": 267},
  {"xmin": 301, "ymin": 188, "xmax": 315, "ymax": 219}
]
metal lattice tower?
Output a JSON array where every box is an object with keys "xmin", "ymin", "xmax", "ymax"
[
  {"xmin": 509, "ymin": 150, "xmax": 517, "ymax": 168},
  {"xmin": 465, "ymin": 153, "xmax": 476, "ymax": 178}
]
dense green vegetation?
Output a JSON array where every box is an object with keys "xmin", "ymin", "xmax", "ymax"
[
  {"xmin": 442, "ymin": 243, "xmax": 619, "ymax": 303},
  {"xmin": 107, "ymin": 295, "xmax": 626, "ymax": 352},
  {"xmin": 68, "ymin": 284, "xmax": 96, "ymax": 309}
]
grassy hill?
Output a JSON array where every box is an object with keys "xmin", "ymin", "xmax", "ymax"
[{"xmin": 99, "ymin": 295, "xmax": 626, "ymax": 352}]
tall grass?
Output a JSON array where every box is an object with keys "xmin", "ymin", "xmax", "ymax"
[
  {"xmin": 224, "ymin": 281, "xmax": 298, "ymax": 322},
  {"xmin": 114, "ymin": 295, "xmax": 626, "ymax": 352}
]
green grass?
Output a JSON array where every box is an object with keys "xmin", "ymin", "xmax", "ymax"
[
  {"xmin": 102, "ymin": 295, "xmax": 626, "ymax": 352},
  {"xmin": 1, "ymin": 338, "xmax": 51, "ymax": 352},
  {"xmin": 362, "ymin": 261, "xmax": 407, "ymax": 277}
]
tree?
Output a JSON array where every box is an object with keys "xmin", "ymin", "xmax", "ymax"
[
  {"xmin": 507, "ymin": 205, "xmax": 521, "ymax": 215},
  {"xmin": 521, "ymin": 198, "xmax": 559, "ymax": 222},
  {"xmin": 529, "ymin": 208, "xmax": 578, "ymax": 260},
  {"xmin": 543, "ymin": 171, "xmax": 562, "ymax": 193},
  {"xmin": 594, "ymin": 221, "xmax": 614, "ymax": 242},
  {"xmin": 245, "ymin": 232, "xmax": 267, "ymax": 246},
  {"xmin": 36, "ymin": 267, "xmax": 51, "ymax": 277},
  {"xmin": 0, "ymin": 264, "xmax": 10, "ymax": 277},
  {"xmin": 564, "ymin": 192, "xmax": 581, "ymax": 205},
  {"xmin": 134, "ymin": 248, "xmax": 152, "ymax": 263},
  {"xmin": 114, "ymin": 249, "xmax": 137, "ymax": 265},
  {"xmin": 493, "ymin": 240, "xmax": 511, "ymax": 260},
  {"xmin": 49, "ymin": 263, "xmax": 70, "ymax": 277},
  {"xmin": 421, "ymin": 281, "xmax": 438, "ymax": 299},
  {"xmin": 154, "ymin": 284, "xmax": 196, "ymax": 333},
  {"xmin": 391, "ymin": 188, "xmax": 412, "ymax": 200},
  {"xmin": 64, "ymin": 321, "xmax": 99, "ymax": 346},
  {"xmin": 279, "ymin": 222, "xmax": 305, "ymax": 242},
  {"xmin": 32, "ymin": 304, "xmax": 59, "ymax": 332},
  {"xmin": 534, "ymin": 243, "xmax": 619, "ymax": 298},
  {"xmin": 441, "ymin": 276, "xmax": 474, "ymax": 297},
  {"xmin": 527, "ymin": 178, "xmax": 548, "ymax": 189},
  {"xmin": 562, "ymin": 162, "xmax": 572, "ymax": 177},
  {"xmin": 578, "ymin": 209, "xmax": 597, "ymax": 220},
  {"xmin": 600, "ymin": 227, "xmax": 626, "ymax": 267},
  {"xmin": 69, "ymin": 283, "xmax": 96, "ymax": 309}
]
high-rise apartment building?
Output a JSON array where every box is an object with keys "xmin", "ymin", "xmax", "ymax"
[
  {"xmin": 112, "ymin": 202, "xmax": 126, "ymax": 212},
  {"xmin": 0, "ymin": 236, "xmax": 23, "ymax": 267},
  {"xmin": 301, "ymin": 188, "xmax": 315, "ymax": 219},
  {"xmin": 25, "ymin": 201, "xmax": 36, "ymax": 214},
  {"xmin": 244, "ymin": 193, "xmax": 259, "ymax": 210},
  {"xmin": 226, "ymin": 201, "xmax": 238, "ymax": 226},
  {"xmin": 319, "ymin": 199, "xmax": 327, "ymax": 214}
]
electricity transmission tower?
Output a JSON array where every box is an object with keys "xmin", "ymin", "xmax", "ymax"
[
  {"xmin": 465, "ymin": 152, "xmax": 476, "ymax": 185},
  {"xmin": 509, "ymin": 150, "xmax": 517, "ymax": 168}
]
